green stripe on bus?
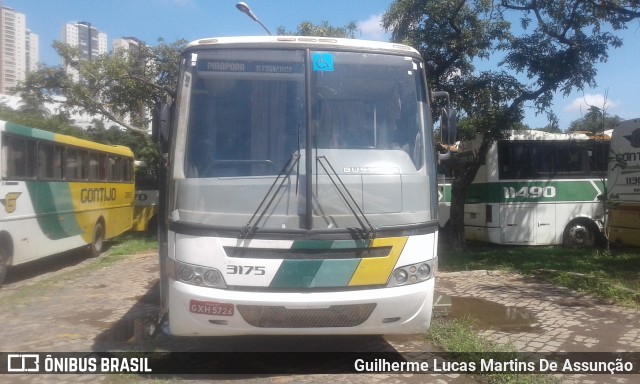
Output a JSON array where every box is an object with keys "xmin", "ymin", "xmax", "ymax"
[
  {"xmin": 309, "ymin": 259, "xmax": 360, "ymax": 287},
  {"xmin": 291, "ymin": 239, "xmax": 371, "ymax": 249},
  {"xmin": 461, "ymin": 180, "xmax": 604, "ymax": 204},
  {"xmin": 5, "ymin": 122, "xmax": 56, "ymax": 140},
  {"xmin": 270, "ymin": 260, "xmax": 323, "ymax": 288},
  {"xmin": 26, "ymin": 181, "xmax": 83, "ymax": 240}
]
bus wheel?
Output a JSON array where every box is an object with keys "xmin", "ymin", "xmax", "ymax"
[
  {"xmin": 0, "ymin": 248, "xmax": 8, "ymax": 286},
  {"xmin": 89, "ymin": 221, "xmax": 105, "ymax": 257},
  {"xmin": 563, "ymin": 221, "xmax": 595, "ymax": 248}
]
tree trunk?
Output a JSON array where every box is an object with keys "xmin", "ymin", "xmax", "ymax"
[{"xmin": 447, "ymin": 135, "xmax": 494, "ymax": 251}]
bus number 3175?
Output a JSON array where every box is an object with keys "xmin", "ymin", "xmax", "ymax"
[
  {"xmin": 503, "ymin": 186, "xmax": 557, "ymax": 199},
  {"xmin": 226, "ymin": 265, "xmax": 266, "ymax": 275}
]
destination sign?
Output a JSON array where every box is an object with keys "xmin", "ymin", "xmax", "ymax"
[{"xmin": 198, "ymin": 60, "xmax": 304, "ymax": 74}]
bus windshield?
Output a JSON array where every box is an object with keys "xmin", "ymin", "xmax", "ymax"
[{"xmin": 173, "ymin": 47, "xmax": 434, "ymax": 233}]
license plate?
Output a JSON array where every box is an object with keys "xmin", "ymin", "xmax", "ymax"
[{"xmin": 189, "ymin": 300, "xmax": 235, "ymax": 316}]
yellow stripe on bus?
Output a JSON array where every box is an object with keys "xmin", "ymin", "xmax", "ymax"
[
  {"xmin": 348, "ymin": 237, "xmax": 407, "ymax": 286},
  {"xmin": 53, "ymin": 133, "xmax": 134, "ymax": 157}
]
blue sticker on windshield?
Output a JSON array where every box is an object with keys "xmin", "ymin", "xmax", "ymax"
[{"xmin": 312, "ymin": 53, "xmax": 334, "ymax": 71}]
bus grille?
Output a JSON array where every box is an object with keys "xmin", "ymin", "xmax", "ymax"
[
  {"xmin": 224, "ymin": 247, "xmax": 391, "ymax": 260},
  {"xmin": 236, "ymin": 303, "xmax": 377, "ymax": 328}
]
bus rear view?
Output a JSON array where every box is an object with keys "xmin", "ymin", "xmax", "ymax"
[{"xmin": 158, "ymin": 37, "xmax": 441, "ymax": 336}]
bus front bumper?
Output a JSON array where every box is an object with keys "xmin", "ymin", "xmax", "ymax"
[{"xmin": 167, "ymin": 278, "xmax": 435, "ymax": 336}]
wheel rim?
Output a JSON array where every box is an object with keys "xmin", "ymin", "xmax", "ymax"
[
  {"xmin": 93, "ymin": 224, "xmax": 104, "ymax": 254},
  {"xmin": 568, "ymin": 224, "xmax": 592, "ymax": 246}
]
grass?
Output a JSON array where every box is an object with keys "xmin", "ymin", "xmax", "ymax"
[
  {"xmin": 438, "ymin": 242, "xmax": 640, "ymax": 308},
  {"xmin": 427, "ymin": 316, "xmax": 560, "ymax": 384},
  {"xmin": 428, "ymin": 242, "xmax": 638, "ymax": 382},
  {"xmin": 94, "ymin": 232, "xmax": 159, "ymax": 267}
]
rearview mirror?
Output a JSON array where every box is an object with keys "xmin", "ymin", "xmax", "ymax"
[
  {"xmin": 440, "ymin": 107, "xmax": 457, "ymax": 145},
  {"xmin": 432, "ymin": 91, "xmax": 457, "ymax": 145}
]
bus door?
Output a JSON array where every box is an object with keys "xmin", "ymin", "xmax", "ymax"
[
  {"xmin": 500, "ymin": 204, "xmax": 556, "ymax": 244},
  {"xmin": 500, "ymin": 204, "xmax": 535, "ymax": 244},
  {"xmin": 534, "ymin": 204, "xmax": 556, "ymax": 244}
]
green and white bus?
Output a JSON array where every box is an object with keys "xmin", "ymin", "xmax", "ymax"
[
  {"xmin": 608, "ymin": 118, "xmax": 640, "ymax": 247},
  {"xmin": 0, "ymin": 121, "xmax": 135, "ymax": 285},
  {"xmin": 438, "ymin": 130, "xmax": 609, "ymax": 246},
  {"xmin": 155, "ymin": 36, "xmax": 449, "ymax": 336}
]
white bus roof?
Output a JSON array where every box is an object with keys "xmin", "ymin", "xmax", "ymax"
[
  {"xmin": 614, "ymin": 117, "xmax": 640, "ymax": 129},
  {"xmin": 186, "ymin": 35, "xmax": 420, "ymax": 55},
  {"xmin": 506, "ymin": 129, "xmax": 608, "ymax": 141}
]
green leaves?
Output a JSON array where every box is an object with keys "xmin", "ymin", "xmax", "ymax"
[{"xmin": 14, "ymin": 38, "xmax": 187, "ymax": 134}]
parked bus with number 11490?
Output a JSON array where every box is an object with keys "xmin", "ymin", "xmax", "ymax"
[{"xmin": 438, "ymin": 130, "xmax": 609, "ymax": 247}]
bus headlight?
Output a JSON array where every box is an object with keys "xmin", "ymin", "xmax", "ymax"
[
  {"xmin": 387, "ymin": 260, "xmax": 435, "ymax": 287},
  {"xmin": 204, "ymin": 269, "xmax": 222, "ymax": 286},
  {"xmin": 178, "ymin": 265, "xmax": 194, "ymax": 281},
  {"xmin": 417, "ymin": 263, "xmax": 431, "ymax": 279},
  {"xmin": 393, "ymin": 269, "xmax": 409, "ymax": 285},
  {"xmin": 170, "ymin": 259, "xmax": 228, "ymax": 289}
]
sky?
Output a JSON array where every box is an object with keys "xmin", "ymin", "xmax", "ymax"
[{"xmin": 5, "ymin": 0, "xmax": 640, "ymax": 130}]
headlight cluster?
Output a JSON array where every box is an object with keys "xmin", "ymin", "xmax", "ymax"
[
  {"xmin": 387, "ymin": 260, "xmax": 435, "ymax": 287},
  {"xmin": 168, "ymin": 258, "xmax": 228, "ymax": 289}
]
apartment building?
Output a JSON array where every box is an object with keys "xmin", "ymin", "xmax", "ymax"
[
  {"xmin": 0, "ymin": 3, "xmax": 39, "ymax": 94},
  {"xmin": 61, "ymin": 21, "xmax": 107, "ymax": 80}
]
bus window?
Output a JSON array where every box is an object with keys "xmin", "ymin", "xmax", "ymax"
[
  {"xmin": 2, "ymin": 134, "xmax": 36, "ymax": 179},
  {"xmin": 89, "ymin": 152, "xmax": 99, "ymax": 181},
  {"xmin": 99, "ymin": 154, "xmax": 107, "ymax": 181},
  {"xmin": 66, "ymin": 148, "xmax": 87, "ymax": 181},
  {"xmin": 108, "ymin": 156, "xmax": 121, "ymax": 181},
  {"xmin": 38, "ymin": 142, "xmax": 64, "ymax": 180}
]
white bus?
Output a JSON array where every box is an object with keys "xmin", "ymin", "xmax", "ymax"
[
  {"xmin": 0, "ymin": 121, "xmax": 135, "ymax": 285},
  {"xmin": 438, "ymin": 130, "xmax": 609, "ymax": 246},
  {"xmin": 608, "ymin": 118, "xmax": 640, "ymax": 247},
  {"xmin": 155, "ymin": 36, "xmax": 448, "ymax": 336}
]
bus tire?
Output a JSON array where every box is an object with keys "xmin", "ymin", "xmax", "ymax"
[
  {"xmin": 563, "ymin": 220, "xmax": 595, "ymax": 248},
  {"xmin": 0, "ymin": 247, "xmax": 8, "ymax": 286},
  {"xmin": 89, "ymin": 221, "xmax": 105, "ymax": 257}
]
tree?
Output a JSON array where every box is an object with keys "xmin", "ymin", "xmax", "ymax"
[
  {"xmin": 383, "ymin": 0, "xmax": 640, "ymax": 250},
  {"xmin": 15, "ymin": 38, "xmax": 186, "ymax": 135},
  {"xmin": 567, "ymin": 105, "xmax": 623, "ymax": 132},
  {"xmin": 276, "ymin": 21, "xmax": 359, "ymax": 38}
]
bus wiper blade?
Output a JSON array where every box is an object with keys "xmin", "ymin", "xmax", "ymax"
[
  {"xmin": 240, "ymin": 153, "xmax": 300, "ymax": 238},
  {"xmin": 316, "ymin": 155, "xmax": 377, "ymax": 239}
]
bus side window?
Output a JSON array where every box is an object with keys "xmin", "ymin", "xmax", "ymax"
[
  {"xmin": 99, "ymin": 154, "xmax": 107, "ymax": 181},
  {"xmin": 67, "ymin": 148, "xmax": 80, "ymax": 180},
  {"xmin": 54, "ymin": 145, "xmax": 64, "ymax": 180},
  {"xmin": 89, "ymin": 152, "xmax": 99, "ymax": 181},
  {"xmin": 123, "ymin": 158, "xmax": 133, "ymax": 182},
  {"xmin": 79, "ymin": 150, "xmax": 89, "ymax": 180},
  {"xmin": 3, "ymin": 135, "xmax": 36, "ymax": 179},
  {"xmin": 108, "ymin": 156, "xmax": 120, "ymax": 182}
]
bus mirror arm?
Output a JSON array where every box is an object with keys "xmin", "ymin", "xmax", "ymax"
[{"xmin": 437, "ymin": 151, "xmax": 451, "ymax": 162}]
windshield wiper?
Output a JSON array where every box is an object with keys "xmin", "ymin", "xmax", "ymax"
[
  {"xmin": 316, "ymin": 155, "xmax": 377, "ymax": 239},
  {"xmin": 240, "ymin": 153, "xmax": 300, "ymax": 238}
]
